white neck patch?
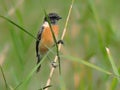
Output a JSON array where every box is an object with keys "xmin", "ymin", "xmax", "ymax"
[{"xmin": 43, "ymin": 21, "xmax": 49, "ymax": 27}]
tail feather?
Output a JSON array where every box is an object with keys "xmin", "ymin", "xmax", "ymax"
[{"xmin": 36, "ymin": 54, "xmax": 41, "ymax": 72}]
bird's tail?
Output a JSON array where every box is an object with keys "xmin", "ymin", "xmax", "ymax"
[{"xmin": 36, "ymin": 54, "xmax": 41, "ymax": 72}]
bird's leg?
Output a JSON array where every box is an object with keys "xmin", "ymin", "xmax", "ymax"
[
  {"xmin": 47, "ymin": 55, "xmax": 58, "ymax": 68},
  {"xmin": 51, "ymin": 61, "xmax": 58, "ymax": 68},
  {"xmin": 57, "ymin": 40, "xmax": 64, "ymax": 45}
]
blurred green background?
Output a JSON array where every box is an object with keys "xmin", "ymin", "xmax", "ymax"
[{"xmin": 0, "ymin": 0, "xmax": 120, "ymax": 90}]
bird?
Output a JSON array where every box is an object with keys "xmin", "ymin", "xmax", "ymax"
[{"xmin": 36, "ymin": 13, "xmax": 62, "ymax": 72}]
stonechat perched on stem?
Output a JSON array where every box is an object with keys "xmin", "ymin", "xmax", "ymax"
[{"xmin": 36, "ymin": 13, "xmax": 62, "ymax": 72}]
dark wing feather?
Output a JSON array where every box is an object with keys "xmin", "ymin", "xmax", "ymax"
[{"xmin": 36, "ymin": 26, "xmax": 44, "ymax": 72}]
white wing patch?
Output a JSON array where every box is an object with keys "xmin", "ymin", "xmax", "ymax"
[{"xmin": 43, "ymin": 21, "xmax": 49, "ymax": 27}]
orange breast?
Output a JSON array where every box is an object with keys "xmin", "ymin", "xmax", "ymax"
[{"xmin": 39, "ymin": 25, "xmax": 59, "ymax": 54}]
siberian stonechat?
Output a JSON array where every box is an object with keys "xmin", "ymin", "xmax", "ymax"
[{"xmin": 36, "ymin": 13, "xmax": 62, "ymax": 72}]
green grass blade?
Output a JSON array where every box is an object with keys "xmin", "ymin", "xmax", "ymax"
[
  {"xmin": 59, "ymin": 76, "xmax": 66, "ymax": 90},
  {"xmin": 0, "ymin": 15, "xmax": 36, "ymax": 40},
  {"xmin": 10, "ymin": 27, "xmax": 24, "ymax": 66},
  {"xmin": 13, "ymin": 50, "xmax": 50, "ymax": 90},
  {"xmin": 44, "ymin": 11, "xmax": 58, "ymax": 45},
  {"xmin": 0, "ymin": 66, "xmax": 8, "ymax": 89},
  {"xmin": 63, "ymin": 55, "xmax": 112, "ymax": 75},
  {"xmin": 44, "ymin": 11, "xmax": 61, "ymax": 74},
  {"xmin": 106, "ymin": 47, "xmax": 120, "ymax": 80},
  {"xmin": 110, "ymin": 78, "xmax": 118, "ymax": 90},
  {"xmin": 88, "ymin": 0, "xmax": 108, "ymax": 61},
  {"xmin": 88, "ymin": 0, "xmax": 100, "ymax": 26}
]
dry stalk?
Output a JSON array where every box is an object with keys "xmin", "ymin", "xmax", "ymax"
[{"xmin": 45, "ymin": 0, "xmax": 75, "ymax": 90}]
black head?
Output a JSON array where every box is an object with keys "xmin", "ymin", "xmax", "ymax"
[{"xmin": 44, "ymin": 13, "xmax": 62, "ymax": 24}]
